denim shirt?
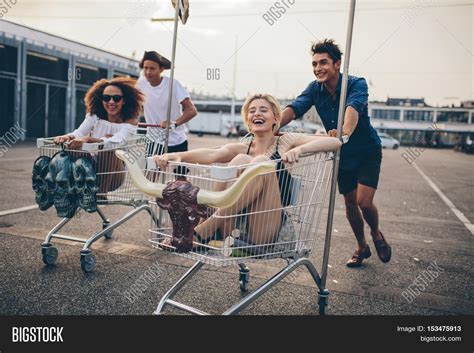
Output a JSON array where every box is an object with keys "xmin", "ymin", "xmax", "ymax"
[{"xmin": 288, "ymin": 74, "xmax": 381, "ymax": 170}]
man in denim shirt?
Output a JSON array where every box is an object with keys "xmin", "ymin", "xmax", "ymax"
[{"xmin": 280, "ymin": 39, "xmax": 391, "ymax": 267}]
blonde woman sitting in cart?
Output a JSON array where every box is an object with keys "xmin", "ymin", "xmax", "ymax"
[
  {"xmin": 154, "ymin": 93, "xmax": 341, "ymax": 248},
  {"xmin": 54, "ymin": 77, "xmax": 144, "ymax": 194}
]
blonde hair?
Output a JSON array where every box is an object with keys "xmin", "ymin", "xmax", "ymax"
[{"xmin": 241, "ymin": 93, "xmax": 282, "ymax": 131}]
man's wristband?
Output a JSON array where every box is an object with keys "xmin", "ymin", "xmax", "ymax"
[{"xmin": 341, "ymin": 135, "xmax": 349, "ymax": 144}]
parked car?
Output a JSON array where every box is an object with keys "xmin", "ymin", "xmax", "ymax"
[{"xmin": 378, "ymin": 132, "xmax": 400, "ymax": 149}]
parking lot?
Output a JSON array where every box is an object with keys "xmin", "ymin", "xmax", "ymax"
[{"xmin": 0, "ymin": 134, "xmax": 472, "ymax": 315}]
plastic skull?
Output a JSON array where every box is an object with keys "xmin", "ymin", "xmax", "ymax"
[
  {"xmin": 45, "ymin": 151, "xmax": 78, "ymax": 218},
  {"xmin": 32, "ymin": 156, "xmax": 54, "ymax": 210},
  {"xmin": 73, "ymin": 157, "xmax": 98, "ymax": 213}
]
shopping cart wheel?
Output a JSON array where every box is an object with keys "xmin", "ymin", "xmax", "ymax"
[
  {"xmin": 102, "ymin": 222, "xmax": 113, "ymax": 239},
  {"xmin": 42, "ymin": 245, "xmax": 58, "ymax": 265},
  {"xmin": 239, "ymin": 279, "xmax": 249, "ymax": 292},
  {"xmin": 238, "ymin": 264, "xmax": 250, "ymax": 292},
  {"xmin": 80, "ymin": 252, "xmax": 96, "ymax": 272},
  {"xmin": 318, "ymin": 289, "xmax": 329, "ymax": 315}
]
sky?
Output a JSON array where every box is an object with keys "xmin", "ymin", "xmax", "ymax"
[{"xmin": 2, "ymin": 0, "xmax": 473, "ymax": 106}]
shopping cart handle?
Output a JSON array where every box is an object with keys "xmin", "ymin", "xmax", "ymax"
[
  {"xmin": 210, "ymin": 165, "xmax": 238, "ymax": 180},
  {"xmin": 147, "ymin": 157, "xmax": 157, "ymax": 170},
  {"xmin": 36, "ymin": 138, "xmax": 110, "ymax": 152},
  {"xmin": 138, "ymin": 123, "xmax": 176, "ymax": 130},
  {"xmin": 138, "ymin": 123, "xmax": 162, "ymax": 128}
]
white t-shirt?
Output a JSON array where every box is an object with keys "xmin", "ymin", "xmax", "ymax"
[
  {"xmin": 71, "ymin": 114, "xmax": 137, "ymax": 144},
  {"xmin": 136, "ymin": 76, "xmax": 190, "ymax": 146}
]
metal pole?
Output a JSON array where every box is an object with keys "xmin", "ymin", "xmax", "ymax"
[
  {"xmin": 158, "ymin": 2, "xmax": 180, "ymax": 228},
  {"xmin": 230, "ymin": 35, "xmax": 238, "ymax": 135},
  {"xmin": 163, "ymin": 0, "xmax": 181, "ymax": 154},
  {"xmin": 320, "ymin": 0, "xmax": 357, "ymax": 288}
]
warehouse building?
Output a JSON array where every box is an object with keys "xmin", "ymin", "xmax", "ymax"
[{"xmin": 0, "ymin": 20, "xmax": 139, "ymax": 139}]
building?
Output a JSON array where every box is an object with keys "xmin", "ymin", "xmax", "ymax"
[
  {"xmin": 191, "ymin": 95, "xmax": 473, "ymax": 147},
  {"xmin": 369, "ymin": 98, "xmax": 473, "ymax": 147},
  {"xmin": 386, "ymin": 97, "xmax": 429, "ymax": 107},
  {"xmin": 0, "ymin": 20, "xmax": 139, "ymax": 139},
  {"xmin": 460, "ymin": 100, "xmax": 474, "ymax": 109}
]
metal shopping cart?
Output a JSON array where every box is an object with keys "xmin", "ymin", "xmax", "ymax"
[
  {"xmin": 37, "ymin": 135, "xmax": 159, "ymax": 272},
  {"xmin": 121, "ymin": 150, "xmax": 335, "ymax": 315}
]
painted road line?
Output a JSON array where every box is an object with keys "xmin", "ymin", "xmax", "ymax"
[
  {"xmin": 413, "ymin": 162, "xmax": 474, "ymax": 235},
  {"xmin": 0, "ymin": 205, "xmax": 38, "ymax": 217}
]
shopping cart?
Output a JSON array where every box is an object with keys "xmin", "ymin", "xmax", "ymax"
[
  {"xmin": 137, "ymin": 122, "xmax": 177, "ymax": 157},
  {"xmin": 122, "ymin": 150, "xmax": 335, "ymax": 315},
  {"xmin": 37, "ymin": 135, "xmax": 159, "ymax": 272}
]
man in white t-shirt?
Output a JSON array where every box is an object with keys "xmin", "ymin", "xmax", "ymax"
[{"xmin": 136, "ymin": 50, "xmax": 197, "ymax": 155}]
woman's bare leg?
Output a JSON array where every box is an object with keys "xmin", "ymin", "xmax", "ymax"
[
  {"xmin": 244, "ymin": 155, "xmax": 282, "ymax": 245},
  {"xmin": 195, "ymin": 154, "xmax": 253, "ymax": 237},
  {"xmin": 195, "ymin": 155, "xmax": 282, "ymax": 245}
]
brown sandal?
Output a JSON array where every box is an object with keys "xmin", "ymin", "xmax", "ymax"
[
  {"xmin": 373, "ymin": 231, "xmax": 391, "ymax": 263},
  {"xmin": 346, "ymin": 246, "xmax": 371, "ymax": 268}
]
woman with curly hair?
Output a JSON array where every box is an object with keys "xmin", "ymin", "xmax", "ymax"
[{"xmin": 54, "ymin": 77, "xmax": 145, "ymax": 194}]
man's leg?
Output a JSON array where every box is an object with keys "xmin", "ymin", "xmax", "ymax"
[
  {"xmin": 339, "ymin": 168, "xmax": 372, "ymax": 267},
  {"xmin": 344, "ymin": 189, "xmax": 367, "ymax": 252},
  {"xmin": 357, "ymin": 184, "xmax": 381, "ymax": 241},
  {"xmin": 356, "ymin": 147, "xmax": 391, "ymax": 263}
]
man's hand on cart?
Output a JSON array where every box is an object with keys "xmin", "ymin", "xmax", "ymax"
[
  {"xmin": 158, "ymin": 120, "xmax": 177, "ymax": 129},
  {"xmin": 153, "ymin": 153, "xmax": 182, "ymax": 170},
  {"xmin": 281, "ymin": 147, "xmax": 302, "ymax": 165}
]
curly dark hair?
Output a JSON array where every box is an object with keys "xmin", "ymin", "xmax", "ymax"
[
  {"xmin": 85, "ymin": 77, "xmax": 144, "ymax": 121},
  {"xmin": 311, "ymin": 39, "xmax": 343, "ymax": 63}
]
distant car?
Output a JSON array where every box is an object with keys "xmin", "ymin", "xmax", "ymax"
[{"xmin": 378, "ymin": 132, "xmax": 400, "ymax": 149}]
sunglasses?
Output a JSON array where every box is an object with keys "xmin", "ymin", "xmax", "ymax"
[{"xmin": 102, "ymin": 94, "xmax": 123, "ymax": 103}]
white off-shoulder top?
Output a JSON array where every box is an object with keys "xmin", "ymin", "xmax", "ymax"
[{"xmin": 70, "ymin": 114, "xmax": 137, "ymax": 144}]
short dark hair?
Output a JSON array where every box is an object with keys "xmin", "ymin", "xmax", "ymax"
[
  {"xmin": 139, "ymin": 51, "xmax": 171, "ymax": 70},
  {"xmin": 311, "ymin": 39, "xmax": 342, "ymax": 63}
]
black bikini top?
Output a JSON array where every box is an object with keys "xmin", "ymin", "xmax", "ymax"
[{"xmin": 246, "ymin": 136, "xmax": 293, "ymax": 206}]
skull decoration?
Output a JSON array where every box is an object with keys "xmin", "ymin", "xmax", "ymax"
[
  {"xmin": 32, "ymin": 156, "xmax": 54, "ymax": 210},
  {"xmin": 45, "ymin": 151, "xmax": 78, "ymax": 218},
  {"xmin": 72, "ymin": 157, "xmax": 99, "ymax": 213}
]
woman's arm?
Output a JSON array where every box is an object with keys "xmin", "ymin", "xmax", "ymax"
[
  {"xmin": 69, "ymin": 119, "xmax": 138, "ymax": 150},
  {"xmin": 153, "ymin": 143, "xmax": 243, "ymax": 169},
  {"xmin": 101, "ymin": 119, "xmax": 138, "ymax": 144},
  {"xmin": 281, "ymin": 133, "xmax": 341, "ymax": 163},
  {"xmin": 53, "ymin": 115, "xmax": 97, "ymax": 144},
  {"xmin": 70, "ymin": 115, "xmax": 97, "ymax": 139}
]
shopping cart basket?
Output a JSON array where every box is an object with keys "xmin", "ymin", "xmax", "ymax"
[
  {"xmin": 37, "ymin": 136, "xmax": 159, "ymax": 272},
  {"xmin": 120, "ymin": 150, "xmax": 335, "ymax": 314}
]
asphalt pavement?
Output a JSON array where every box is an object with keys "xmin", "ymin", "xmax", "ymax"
[{"xmin": 0, "ymin": 135, "xmax": 472, "ymax": 315}]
